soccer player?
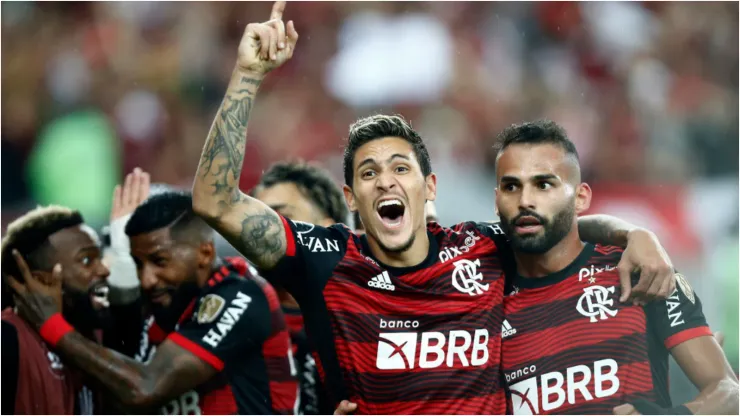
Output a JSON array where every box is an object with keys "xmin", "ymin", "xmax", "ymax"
[
  {"xmin": 190, "ymin": 2, "xmax": 678, "ymax": 414},
  {"xmin": 1, "ymin": 206, "xmax": 108, "ymax": 414},
  {"xmin": 494, "ymin": 120, "xmax": 739, "ymax": 415},
  {"xmin": 251, "ymin": 160, "xmax": 349, "ymax": 415},
  {"xmin": 8, "ymin": 191, "xmax": 298, "ymax": 415}
]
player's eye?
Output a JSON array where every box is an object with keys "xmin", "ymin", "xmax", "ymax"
[
  {"xmin": 538, "ymin": 182, "xmax": 552, "ymax": 190},
  {"xmin": 395, "ymin": 166, "xmax": 409, "ymax": 174},
  {"xmin": 81, "ymin": 256, "xmax": 91, "ymax": 266},
  {"xmin": 153, "ymin": 257, "xmax": 168, "ymax": 267},
  {"xmin": 502, "ymin": 183, "xmax": 518, "ymax": 192},
  {"xmin": 362, "ymin": 170, "xmax": 376, "ymax": 179}
]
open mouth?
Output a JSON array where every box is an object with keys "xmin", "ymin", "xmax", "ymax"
[
  {"xmin": 514, "ymin": 216, "xmax": 543, "ymax": 234},
  {"xmin": 90, "ymin": 284, "xmax": 110, "ymax": 309},
  {"xmin": 376, "ymin": 198, "xmax": 406, "ymax": 229}
]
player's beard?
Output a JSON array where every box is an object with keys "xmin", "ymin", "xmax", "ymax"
[
  {"xmin": 63, "ymin": 287, "xmax": 113, "ymax": 334},
  {"xmin": 501, "ymin": 204, "xmax": 575, "ymax": 254},
  {"xmin": 379, "ymin": 232, "xmax": 416, "ymax": 254}
]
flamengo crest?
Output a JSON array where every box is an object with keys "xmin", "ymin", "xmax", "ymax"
[
  {"xmin": 576, "ymin": 285, "xmax": 618, "ymax": 323},
  {"xmin": 451, "ymin": 258, "xmax": 489, "ymax": 296}
]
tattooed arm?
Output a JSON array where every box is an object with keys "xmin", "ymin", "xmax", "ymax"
[
  {"xmin": 577, "ymin": 214, "xmax": 675, "ymax": 302},
  {"xmin": 191, "ymin": 69, "xmax": 288, "ymax": 270},
  {"xmin": 57, "ymin": 334, "xmax": 215, "ymax": 409},
  {"xmin": 192, "ymin": 2, "xmax": 299, "ymax": 271}
]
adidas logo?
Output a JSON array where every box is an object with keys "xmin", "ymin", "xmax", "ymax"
[
  {"xmin": 368, "ymin": 271, "xmax": 395, "ymax": 291},
  {"xmin": 502, "ymin": 319, "xmax": 517, "ymax": 338}
]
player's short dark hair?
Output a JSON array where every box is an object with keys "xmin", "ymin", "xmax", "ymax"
[
  {"xmin": 343, "ymin": 114, "xmax": 432, "ymax": 187},
  {"xmin": 253, "ymin": 160, "xmax": 349, "ymax": 225},
  {"xmin": 1, "ymin": 205, "xmax": 84, "ymax": 297},
  {"xmin": 494, "ymin": 119, "xmax": 579, "ymax": 165},
  {"xmin": 125, "ymin": 190, "xmax": 213, "ymax": 243}
]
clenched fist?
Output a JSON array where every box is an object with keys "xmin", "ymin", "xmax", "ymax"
[{"xmin": 237, "ymin": 1, "xmax": 299, "ymax": 75}]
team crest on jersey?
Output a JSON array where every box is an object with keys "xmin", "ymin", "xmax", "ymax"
[
  {"xmin": 576, "ymin": 285, "xmax": 618, "ymax": 323},
  {"xmin": 451, "ymin": 258, "xmax": 489, "ymax": 296},
  {"xmin": 675, "ymin": 273, "xmax": 695, "ymax": 304},
  {"xmin": 197, "ymin": 294, "xmax": 226, "ymax": 324}
]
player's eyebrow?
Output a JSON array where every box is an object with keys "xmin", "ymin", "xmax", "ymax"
[
  {"xmin": 357, "ymin": 154, "xmax": 410, "ymax": 170},
  {"xmin": 531, "ymin": 174, "xmax": 559, "ymax": 182},
  {"xmin": 499, "ymin": 175, "xmax": 521, "ymax": 183}
]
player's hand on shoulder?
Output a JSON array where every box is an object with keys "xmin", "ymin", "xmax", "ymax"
[
  {"xmin": 333, "ymin": 400, "xmax": 357, "ymax": 415},
  {"xmin": 618, "ymin": 229, "xmax": 675, "ymax": 305},
  {"xmin": 237, "ymin": 1, "xmax": 298, "ymax": 75},
  {"xmin": 111, "ymin": 168, "xmax": 151, "ymax": 222}
]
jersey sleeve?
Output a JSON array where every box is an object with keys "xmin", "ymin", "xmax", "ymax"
[
  {"xmin": 165, "ymin": 279, "xmax": 272, "ymax": 371},
  {"xmin": 644, "ymin": 273, "xmax": 712, "ymax": 350},
  {"xmin": 264, "ymin": 216, "xmax": 349, "ymax": 297}
]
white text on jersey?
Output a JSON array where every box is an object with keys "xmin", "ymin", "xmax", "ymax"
[
  {"xmin": 509, "ymin": 359, "xmax": 620, "ymax": 414},
  {"xmin": 202, "ymin": 291, "xmax": 252, "ymax": 348},
  {"xmin": 439, "ymin": 231, "xmax": 481, "ymax": 263},
  {"xmin": 376, "ymin": 328, "xmax": 489, "ymax": 370}
]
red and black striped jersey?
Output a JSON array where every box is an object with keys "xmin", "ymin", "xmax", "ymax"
[
  {"xmin": 264, "ymin": 218, "xmax": 509, "ymax": 415},
  {"xmin": 133, "ymin": 257, "xmax": 298, "ymax": 415},
  {"xmin": 501, "ymin": 244, "xmax": 711, "ymax": 415}
]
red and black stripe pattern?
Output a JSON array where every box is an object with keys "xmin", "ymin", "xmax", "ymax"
[
  {"xmin": 274, "ymin": 218, "xmax": 509, "ymax": 415},
  {"xmin": 502, "ymin": 244, "xmax": 711, "ymax": 415}
]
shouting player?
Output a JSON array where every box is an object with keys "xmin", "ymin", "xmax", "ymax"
[
  {"xmin": 190, "ymin": 2, "xmax": 677, "ymax": 414},
  {"xmin": 1, "ymin": 206, "xmax": 108, "ymax": 414},
  {"xmin": 495, "ymin": 120, "xmax": 739, "ymax": 415},
  {"xmin": 8, "ymin": 191, "xmax": 298, "ymax": 414},
  {"xmin": 251, "ymin": 160, "xmax": 348, "ymax": 415}
]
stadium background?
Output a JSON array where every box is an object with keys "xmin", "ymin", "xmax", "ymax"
[{"xmin": 1, "ymin": 1, "xmax": 737, "ymax": 407}]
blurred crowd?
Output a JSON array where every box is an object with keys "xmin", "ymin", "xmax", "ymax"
[{"xmin": 2, "ymin": 0, "xmax": 738, "ymax": 402}]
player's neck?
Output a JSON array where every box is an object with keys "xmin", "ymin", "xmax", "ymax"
[
  {"xmin": 515, "ymin": 228, "xmax": 584, "ymax": 278},
  {"xmin": 367, "ymin": 229, "xmax": 430, "ymax": 268}
]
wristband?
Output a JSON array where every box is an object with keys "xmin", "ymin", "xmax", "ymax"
[
  {"xmin": 632, "ymin": 399, "xmax": 693, "ymax": 415},
  {"xmin": 39, "ymin": 313, "xmax": 74, "ymax": 347}
]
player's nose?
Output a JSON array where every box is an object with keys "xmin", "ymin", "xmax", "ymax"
[
  {"xmin": 96, "ymin": 262, "xmax": 111, "ymax": 280},
  {"xmin": 139, "ymin": 268, "xmax": 160, "ymax": 291},
  {"xmin": 518, "ymin": 185, "xmax": 537, "ymax": 210},
  {"xmin": 375, "ymin": 170, "xmax": 397, "ymax": 191}
]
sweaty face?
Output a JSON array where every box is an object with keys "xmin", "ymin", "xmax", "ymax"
[
  {"xmin": 47, "ymin": 225, "xmax": 111, "ymax": 326},
  {"xmin": 344, "ymin": 137, "xmax": 435, "ymax": 253},
  {"xmin": 254, "ymin": 182, "xmax": 330, "ymax": 226},
  {"xmin": 129, "ymin": 228, "xmax": 200, "ymax": 314},
  {"xmin": 495, "ymin": 144, "xmax": 581, "ymax": 254}
]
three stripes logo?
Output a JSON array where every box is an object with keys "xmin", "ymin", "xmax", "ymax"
[
  {"xmin": 368, "ymin": 271, "xmax": 395, "ymax": 291},
  {"xmin": 502, "ymin": 319, "xmax": 517, "ymax": 338}
]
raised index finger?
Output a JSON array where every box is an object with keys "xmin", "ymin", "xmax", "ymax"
[{"xmin": 270, "ymin": 1, "xmax": 286, "ymax": 20}]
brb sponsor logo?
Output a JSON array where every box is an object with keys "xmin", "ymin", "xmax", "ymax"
[
  {"xmin": 376, "ymin": 319, "xmax": 489, "ymax": 370},
  {"xmin": 509, "ymin": 359, "xmax": 620, "ymax": 415},
  {"xmin": 439, "ymin": 231, "xmax": 481, "ymax": 263}
]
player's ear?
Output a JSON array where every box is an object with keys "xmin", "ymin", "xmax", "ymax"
[
  {"xmin": 343, "ymin": 184, "xmax": 357, "ymax": 212},
  {"xmin": 575, "ymin": 182, "xmax": 592, "ymax": 214},
  {"xmin": 425, "ymin": 173, "xmax": 437, "ymax": 202},
  {"xmin": 197, "ymin": 240, "xmax": 216, "ymax": 270},
  {"xmin": 494, "ymin": 187, "xmax": 500, "ymax": 217}
]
